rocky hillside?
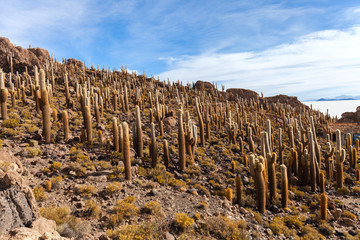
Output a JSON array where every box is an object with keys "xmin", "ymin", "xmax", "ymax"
[
  {"xmin": 0, "ymin": 38, "xmax": 360, "ymax": 240},
  {"xmin": 0, "ymin": 37, "xmax": 50, "ymax": 74}
]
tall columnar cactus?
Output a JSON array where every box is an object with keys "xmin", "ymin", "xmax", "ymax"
[
  {"xmin": 84, "ymin": 96, "xmax": 92, "ymax": 143},
  {"xmin": 178, "ymin": 110, "xmax": 186, "ymax": 171},
  {"xmin": 40, "ymin": 69, "xmax": 51, "ymax": 143},
  {"xmin": 356, "ymin": 169, "xmax": 360, "ymax": 181},
  {"xmin": 267, "ymin": 152, "xmax": 277, "ymax": 202},
  {"xmin": 336, "ymin": 148, "xmax": 346, "ymax": 190},
  {"xmin": 113, "ymin": 118, "xmax": 119, "ymax": 152},
  {"xmin": 235, "ymin": 175, "xmax": 243, "ymax": 205},
  {"xmin": 309, "ymin": 131, "xmax": 317, "ymax": 192},
  {"xmin": 163, "ymin": 139, "xmax": 170, "ymax": 168},
  {"xmin": 280, "ymin": 164, "xmax": 288, "ymax": 209},
  {"xmin": 195, "ymin": 98, "xmax": 205, "ymax": 147},
  {"xmin": 62, "ymin": 110, "xmax": 69, "ymax": 141},
  {"xmin": 150, "ymin": 122, "xmax": 158, "ymax": 168},
  {"xmin": 351, "ymin": 147, "xmax": 357, "ymax": 169},
  {"xmin": 324, "ymin": 142, "xmax": 335, "ymax": 180},
  {"xmin": 64, "ymin": 73, "xmax": 71, "ymax": 108},
  {"xmin": 279, "ymin": 128, "xmax": 283, "ymax": 164},
  {"xmin": 320, "ymin": 193, "xmax": 328, "ymax": 220},
  {"xmin": 255, "ymin": 162, "xmax": 266, "ymax": 214},
  {"xmin": 122, "ymin": 122, "xmax": 131, "ymax": 180},
  {"xmin": 319, "ymin": 172, "xmax": 325, "ymax": 194},
  {"xmin": 0, "ymin": 70, "xmax": 8, "ymax": 120},
  {"xmin": 9, "ymin": 82, "xmax": 15, "ymax": 108},
  {"xmin": 133, "ymin": 105, "xmax": 143, "ymax": 157},
  {"xmin": 225, "ymin": 188, "xmax": 233, "ymax": 202}
]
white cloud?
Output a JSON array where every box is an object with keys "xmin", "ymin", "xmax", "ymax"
[{"xmin": 158, "ymin": 27, "xmax": 360, "ymax": 100}]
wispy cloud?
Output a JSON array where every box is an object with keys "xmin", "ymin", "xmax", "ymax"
[{"xmin": 158, "ymin": 27, "xmax": 360, "ymax": 100}]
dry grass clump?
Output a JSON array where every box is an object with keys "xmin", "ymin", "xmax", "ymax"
[
  {"xmin": 109, "ymin": 196, "xmax": 140, "ymax": 227},
  {"xmin": 76, "ymin": 184, "xmax": 98, "ymax": 198},
  {"xmin": 33, "ymin": 186, "xmax": 47, "ymax": 201}
]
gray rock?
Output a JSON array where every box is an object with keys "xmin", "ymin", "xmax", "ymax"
[{"xmin": 165, "ymin": 232, "xmax": 175, "ymax": 240}]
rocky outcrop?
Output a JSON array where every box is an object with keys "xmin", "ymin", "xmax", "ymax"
[
  {"xmin": 265, "ymin": 94, "xmax": 307, "ymax": 109},
  {"xmin": 338, "ymin": 106, "xmax": 360, "ymax": 123},
  {"xmin": 194, "ymin": 81, "xmax": 216, "ymax": 92},
  {"xmin": 0, "ymin": 150, "xmax": 67, "ymax": 239},
  {"xmin": 226, "ymin": 88, "xmax": 259, "ymax": 100},
  {"xmin": 0, "ymin": 37, "xmax": 50, "ymax": 74}
]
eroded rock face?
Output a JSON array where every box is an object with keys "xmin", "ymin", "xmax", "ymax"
[
  {"xmin": 194, "ymin": 81, "xmax": 216, "ymax": 92},
  {"xmin": 226, "ymin": 88, "xmax": 259, "ymax": 101},
  {"xmin": 0, "ymin": 150, "xmax": 67, "ymax": 239},
  {"xmin": 0, "ymin": 37, "xmax": 50, "ymax": 74},
  {"xmin": 265, "ymin": 94, "xmax": 306, "ymax": 109},
  {"xmin": 338, "ymin": 106, "xmax": 360, "ymax": 123},
  {"xmin": 0, "ymin": 170, "xmax": 40, "ymax": 234}
]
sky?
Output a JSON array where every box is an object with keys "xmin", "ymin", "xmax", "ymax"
[{"xmin": 1, "ymin": 0, "xmax": 360, "ymax": 101}]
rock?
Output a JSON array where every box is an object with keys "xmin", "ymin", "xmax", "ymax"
[
  {"xmin": 239, "ymin": 207, "xmax": 248, "ymax": 214},
  {"xmin": 331, "ymin": 208, "xmax": 342, "ymax": 220},
  {"xmin": 0, "ymin": 37, "xmax": 50, "ymax": 74},
  {"xmin": 165, "ymin": 232, "xmax": 175, "ymax": 240},
  {"xmin": 163, "ymin": 117, "xmax": 176, "ymax": 127},
  {"xmin": 193, "ymin": 81, "xmax": 216, "ymax": 92},
  {"xmin": 226, "ymin": 88, "xmax": 259, "ymax": 101},
  {"xmin": 265, "ymin": 228, "xmax": 273, "ymax": 235},
  {"xmin": 339, "ymin": 217, "xmax": 356, "ymax": 227},
  {"xmin": 29, "ymin": 140, "xmax": 39, "ymax": 147},
  {"xmin": 0, "ymin": 227, "xmax": 67, "ymax": 240},
  {"xmin": 0, "ymin": 150, "xmax": 23, "ymax": 174},
  {"xmin": 146, "ymin": 189, "xmax": 158, "ymax": 196},
  {"xmin": 0, "ymin": 170, "xmax": 39, "ymax": 234},
  {"xmin": 30, "ymin": 217, "xmax": 58, "ymax": 236},
  {"xmin": 345, "ymin": 177, "xmax": 354, "ymax": 185},
  {"xmin": 349, "ymin": 229, "xmax": 357, "ymax": 236}
]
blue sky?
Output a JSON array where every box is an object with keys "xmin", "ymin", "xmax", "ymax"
[{"xmin": 1, "ymin": 0, "xmax": 360, "ymax": 100}]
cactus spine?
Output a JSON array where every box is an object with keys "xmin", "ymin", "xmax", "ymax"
[{"xmin": 122, "ymin": 122, "xmax": 131, "ymax": 180}]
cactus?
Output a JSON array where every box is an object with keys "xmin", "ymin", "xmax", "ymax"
[
  {"xmin": 225, "ymin": 188, "xmax": 233, "ymax": 202},
  {"xmin": 178, "ymin": 110, "xmax": 186, "ymax": 171},
  {"xmin": 279, "ymin": 128, "xmax": 283, "ymax": 164},
  {"xmin": 195, "ymin": 98, "xmax": 205, "ymax": 147},
  {"xmin": 309, "ymin": 131, "xmax": 317, "ymax": 192},
  {"xmin": 356, "ymin": 169, "xmax": 360, "ymax": 181},
  {"xmin": 163, "ymin": 139, "xmax": 170, "ymax": 168},
  {"xmin": 324, "ymin": 142, "xmax": 335, "ymax": 180},
  {"xmin": 320, "ymin": 193, "xmax": 328, "ymax": 220},
  {"xmin": 150, "ymin": 122, "xmax": 158, "ymax": 168},
  {"xmin": 336, "ymin": 148, "xmax": 346, "ymax": 190},
  {"xmin": 231, "ymin": 161, "xmax": 236, "ymax": 172},
  {"xmin": 235, "ymin": 175, "xmax": 243, "ymax": 205},
  {"xmin": 122, "ymin": 122, "xmax": 131, "ymax": 180},
  {"xmin": 351, "ymin": 147, "xmax": 357, "ymax": 169},
  {"xmin": 40, "ymin": 69, "xmax": 51, "ymax": 143},
  {"xmin": 0, "ymin": 70, "xmax": 8, "ymax": 120},
  {"xmin": 255, "ymin": 162, "xmax": 266, "ymax": 214},
  {"xmin": 280, "ymin": 164, "xmax": 288, "ymax": 209},
  {"xmin": 113, "ymin": 118, "xmax": 119, "ymax": 152},
  {"xmin": 62, "ymin": 110, "xmax": 69, "ymax": 141},
  {"xmin": 319, "ymin": 172, "xmax": 325, "ymax": 194},
  {"xmin": 45, "ymin": 180, "xmax": 52, "ymax": 192},
  {"xmin": 133, "ymin": 105, "xmax": 143, "ymax": 157},
  {"xmin": 267, "ymin": 152, "xmax": 277, "ymax": 202}
]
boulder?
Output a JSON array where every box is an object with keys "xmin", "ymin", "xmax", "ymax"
[{"xmin": 226, "ymin": 88, "xmax": 259, "ymax": 101}]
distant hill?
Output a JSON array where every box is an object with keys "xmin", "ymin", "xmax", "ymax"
[{"xmin": 316, "ymin": 95, "xmax": 360, "ymax": 101}]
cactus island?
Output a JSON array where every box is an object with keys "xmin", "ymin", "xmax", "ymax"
[{"xmin": 0, "ymin": 37, "xmax": 360, "ymax": 239}]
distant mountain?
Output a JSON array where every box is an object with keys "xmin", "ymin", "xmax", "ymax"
[{"xmin": 316, "ymin": 95, "xmax": 360, "ymax": 101}]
